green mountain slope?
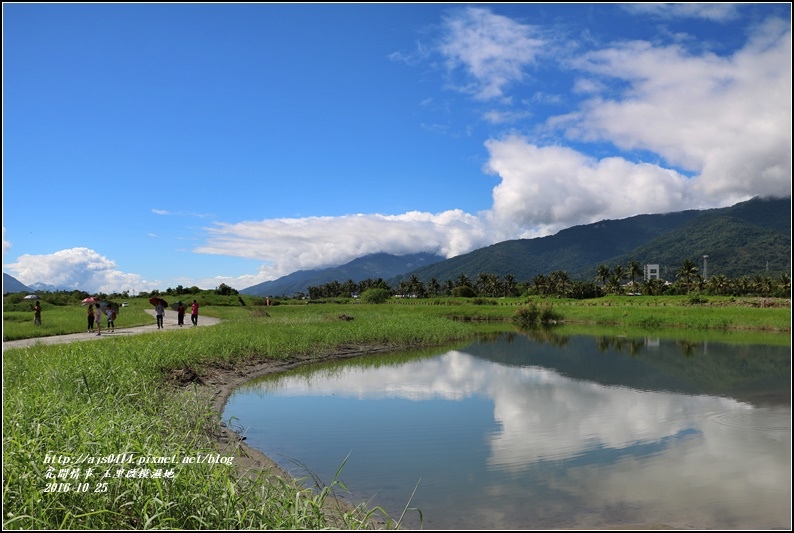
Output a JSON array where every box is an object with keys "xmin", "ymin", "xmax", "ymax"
[
  {"xmin": 241, "ymin": 252, "xmax": 444, "ymax": 297},
  {"xmin": 394, "ymin": 196, "xmax": 791, "ymax": 285}
]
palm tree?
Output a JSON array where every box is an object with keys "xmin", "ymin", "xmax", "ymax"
[
  {"xmin": 733, "ymin": 276, "xmax": 750, "ymax": 296},
  {"xmin": 628, "ymin": 261, "xmax": 643, "ymax": 291},
  {"xmin": 407, "ymin": 274, "xmax": 424, "ymax": 297},
  {"xmin": 753, "ymin": 274, "xmax": 773, "ymax": 297},
  {"xmin": 341, "ymin": 279, "xmax": 357, "ymax": 297},
  {"xmin": 777, "ymin": 273, "xmax": 791, "ymax": 296},
  {"xmin": 532, "ymin": 273, "xmax": 548, "ymax": 296},
  {"xmin": 611, "ymin": 265, "xmax": 626, "ymax": 294},
  {"xmin": 476, "ymin": 272, "xmax": 491, "ymax": 296},
  {"xmin": 427, "ymin": 277, "xmax": 441, "ymax": 297},
  {"xmin": 596, "ymin": 265, "xmax": 610, "ymax": 287},
  {"xmin": 550, "ymin": 270, "xmax": 570, "ymax": 297},
  {"xmin": 444, "ymin": 279, "xmax": 455, "ymax": 296},
  {"xmin": 486, "ymin": 273, "xmax": 502, "ymax": 297},
  {"xmin": 607, "ymin": 273, "xmax": 623, "ymax": 295},
  {"xmin": 675, "ymin": 259, "xmax": 699, "ymax": 293},
  {"xmin": 503, "ymin": 274, "xmax": 517, "ymax": 297},
  {"xmin": 642, "ymin": 278, "xmax": 664, "ymax": 296},
  {"xmin": 707, "ymin": 274, "xmax": 729, "ymax": 296}
]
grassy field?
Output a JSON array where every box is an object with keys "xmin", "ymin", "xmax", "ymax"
[
  {"xmin": 4, "ymin": 294, "xmax": 791, "ymax": 342},
  {"xmin": 2, "ymin": 295, "xmax": 790, "ymax": 529}
]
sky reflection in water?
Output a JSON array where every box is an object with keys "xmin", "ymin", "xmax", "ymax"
[{"xmin": 224, "ymin": 333, "xmax": 791, "ymax": 530}]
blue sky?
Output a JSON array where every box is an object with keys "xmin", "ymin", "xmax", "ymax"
[{"xmin": 3, "ymin": 3, "xmax": 791, "ymax": 294}]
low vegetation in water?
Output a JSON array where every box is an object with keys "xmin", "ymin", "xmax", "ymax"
[{"xmin": 511, "ymin": 301, "xmax": 563, "ymax": 327}]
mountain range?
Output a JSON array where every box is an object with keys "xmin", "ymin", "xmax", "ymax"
[
  {"xmin": 2, "ymin": 273, "xmax": 32, "ymax": 295},
  {"xmin": 4, "ymin": 196, "xmax": 790, "ymax": 298},
  {"xmin": 240, "ymin": 252, "xmax": 444, "ymax": 297},
  {"xmin": 243, "ymin": 195, "xmax": 791, "ymax": 297}
]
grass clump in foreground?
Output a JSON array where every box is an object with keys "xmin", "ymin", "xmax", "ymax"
[{"xmin": 3, "ymin": 305, "xmax": 473, "ymax": 529}]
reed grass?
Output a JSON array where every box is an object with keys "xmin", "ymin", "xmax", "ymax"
[{"xmin": 3, "ymin": 305, "xmax": 473, "ymax": 529}]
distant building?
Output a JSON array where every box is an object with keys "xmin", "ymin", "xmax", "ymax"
[{"xmin": 644, "ymin": 264, "xmax": 660, "ymax": 281}]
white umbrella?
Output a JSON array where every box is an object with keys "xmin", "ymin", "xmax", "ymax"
[{"xmin": 22, "ymin": 294, "xmax": 39, "ymax": 300}]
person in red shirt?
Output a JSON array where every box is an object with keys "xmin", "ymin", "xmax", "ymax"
[
  {"xmin": 177, "ymin": 302, "xmax": 186, "ymax": 327},
  {"xmin": 191, "ymin": 300, "xmax": 199, "ymax": 326}
]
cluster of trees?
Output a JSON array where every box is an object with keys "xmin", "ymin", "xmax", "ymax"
[
  {"xmin": 305, "ymin": 259, "xmax": 791, "ymax": 300},
  {"xmin": 5, "ymin": 283, "xmax": 242, "ymax": 307},
  {"xmin": 141, "ymin": 283, "xmax": 238, "ymax": 299},
  {"xmin": 306, "ymin": 277, "xmax": 392, "ymax": 300}
]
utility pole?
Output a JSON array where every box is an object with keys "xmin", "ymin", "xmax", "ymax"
[{"xmin": 703, "ymin": 255, "xmax": 708, "ymax": 281}]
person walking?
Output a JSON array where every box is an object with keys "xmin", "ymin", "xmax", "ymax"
[
  {"xmin": 155, "ymin": 301, "xmax": 165, "ymax": 329},
  {"xmin": 32, "ymin": 301, "xmax": 42, "ymax": 325},
  {"xmin": 106, "ymin": 305, "xmax": 115, "ymax": 333},
  {"xmin": 177, "ymin": 302, "xmax": 186, "ymax": 327},
  {"xmin": 191, "ymin": 300, "xmax": 199, "ymax": 326},
  {"xmin": 87, "ymin": 304, "xmax": 95, "ymax": 333},
  {"xmin": 94, "ymin": 304, "xmax": 103, "ymax": 336}
]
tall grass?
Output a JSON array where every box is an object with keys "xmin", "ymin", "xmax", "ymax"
[{"xmin": 3, "ymin": 305, "xmax": 472, "ymax": 529}]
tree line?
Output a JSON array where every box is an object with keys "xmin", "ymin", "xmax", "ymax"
[
  {"xmin": 6, "ymin": 263, "xmax": 788, "ymax": 307},
  {"xmin": 304, "ymin": 259, "xmax": 791, "ymax": 300}
]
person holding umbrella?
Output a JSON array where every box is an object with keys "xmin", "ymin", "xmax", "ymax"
[
  {"xmin": 105, "ymin": 304, "xmax": 116, "ymax": 333},
  {"xmin": 32, "ymin": 301, "xmax": 42, "ymax": 326},
  {"xmin": 155, "ymin": 300, "xmax": 165, "ymax": 329},
  {"xmin": 82, "ymin": 297, "xmax": 101, "ymax": 333},
  {"xmin": 87, "ymin": 304, "xmax": 95, "ymax": 333}
]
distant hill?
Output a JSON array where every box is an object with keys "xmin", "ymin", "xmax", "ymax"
[
  {"xmin": 391, "ymin": 196, "xmax": 791, "ymax": 285},
  {"xmin": 241, "ymin": 252, "xmax": 445, "ymax": 297},
  {"xmin": 3, "ymin": 273, "xmax": 32, "ymax": 295},
  {"xmin": 28, "ymin": 282, "xmax": 72, "ymax": 292}
]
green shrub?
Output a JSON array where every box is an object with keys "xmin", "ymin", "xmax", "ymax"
[
  {"xmin": 360, "ymin": 288, "xmax": 391, "ymax": 304},
  {"xmin": 513, "ymin": 302, "xmax": 562, "ymax": 327},
  {"xmin": 452, "ymin": 286, "xmax": 477, "ymax": 298}
]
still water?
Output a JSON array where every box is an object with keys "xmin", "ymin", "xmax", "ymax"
[{"xmin": 223, "ymin": 331, "xmax": 791, "ymax": 530}]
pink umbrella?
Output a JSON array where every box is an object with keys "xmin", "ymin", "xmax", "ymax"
[{"xmin": 81, "ymin": 297, "xmax": 101, "ymax": 306}]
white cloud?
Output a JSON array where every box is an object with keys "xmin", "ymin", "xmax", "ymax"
[
  {"xmin": 195, "ymin": 211, "xmax": 492, "ymax": 281},
  {"xmin": 439, "ymin": 7, "xmax": 546, "ymax": 101},
  {"xmin": 152, "ymin": 208, "xmax": 213, "ymax": 218},
  {"xmin": 557, "ymin": 18, "xmax": 791, "ymax": 203},
  {"xmin": 2, "ymin": 227, "xmax": 10, "ymax": 254},
  {"xmin": 482, "ymin": 137, "xmax": 693, "ymax": 238},
  {"xmin": 621, "ymin": 3, "xmax": 742, "ymax": 22},
  {"xmin": 482, "ymin": 109, "xmax": 533, "ymax": 124},
  {"xmin": 5, "ymin": 247, "xmax": 159, "ymax": 294}
]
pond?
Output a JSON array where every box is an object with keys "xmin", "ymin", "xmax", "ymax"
[{"xmin": 222, "ymin": 331, "xmax": 791, "ymax": 530}]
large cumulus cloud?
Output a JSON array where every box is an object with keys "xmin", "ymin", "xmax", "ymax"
[{"xmin": 5, "ymin": 248, "xmax": 154, "ymax": 294}]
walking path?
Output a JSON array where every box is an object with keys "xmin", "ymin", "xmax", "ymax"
[{"xmin": 3, "ymin": 309, "xmax": 221, "ymax": 351}]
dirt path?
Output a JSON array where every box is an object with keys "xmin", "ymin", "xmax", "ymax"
[{"xmin": 2, "ymin": 309, "xmax": 222, "ymax": 351}]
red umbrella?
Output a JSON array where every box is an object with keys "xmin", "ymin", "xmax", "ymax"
[
  {"xmin": 81, "ymin": 297, "xmax": 101, "ymax": 306},
  {"xmin": 149, "ymin": 297, "xmax": 168, "ymax": 307}
]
